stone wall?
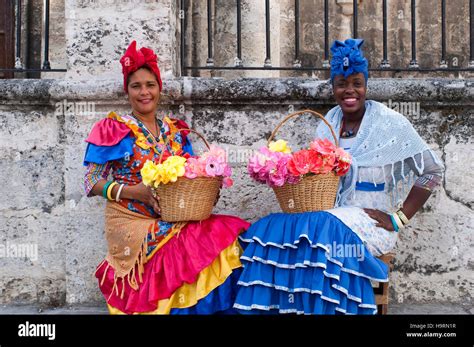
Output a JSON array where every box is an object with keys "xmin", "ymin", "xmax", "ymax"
[
  {"xmin": 0, "ymin": 77, "xmax": 472, "ymax": 307},
  {"xmin": 63, "ymin": 0, "xmax": 178, "ymax": 81}
]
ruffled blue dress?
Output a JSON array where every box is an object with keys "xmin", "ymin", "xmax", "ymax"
[{"xmin": 233, "ymin": 211, "xmax": 389, "ymax": 314}]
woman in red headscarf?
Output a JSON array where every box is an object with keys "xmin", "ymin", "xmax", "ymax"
[{"xmin": 83, "ymin": 41, "xmax": 249, "ymax": 314}]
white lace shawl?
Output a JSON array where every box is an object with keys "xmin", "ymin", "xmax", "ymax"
[{"xmin": 315, "ymin": 100, "xmax": 444, "ymax": 207}]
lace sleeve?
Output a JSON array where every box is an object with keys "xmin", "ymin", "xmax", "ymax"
[{"xmin": 406, "ymin": 150, "xmax": 444, "ymax": 191}]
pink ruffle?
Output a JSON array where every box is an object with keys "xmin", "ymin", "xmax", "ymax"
[
  {"xmin": 85, "ymin": 118, "xmax": 131, "ymax": 146},
  {"xmin": 95, "ymin": 214, "xmax": 250, "ymax": 314}
]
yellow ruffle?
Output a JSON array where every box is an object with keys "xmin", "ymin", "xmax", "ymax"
[
  {"xmin": 107, "ymin": 111, "xmax": 152, "ymax": 150},
  {"xmin": 105, "ymin": 112, "xmax": 185, "ymax": 155},
  {"xmin": 163, "ymin": 116, "xmax": 184, "ymax": 153},
  {"xmin": 107, "ymin": 240, "xmax": 243, "ymax": 315},
  {"xmin": 146, "ymin": 221, "xmax": 187, "ymax": 261}
]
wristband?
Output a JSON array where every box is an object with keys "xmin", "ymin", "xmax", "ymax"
[{"xmin": 389, "ymin": 214, "xmax": 399, "ymax": 233}]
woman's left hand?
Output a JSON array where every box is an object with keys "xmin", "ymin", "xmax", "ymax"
[{"xmin": 363, "ymin": 208, "xmax": 395, "ymax": 232}]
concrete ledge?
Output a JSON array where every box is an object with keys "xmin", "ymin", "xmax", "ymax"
[{"xmin": 0, "ymin": 78, "xmax": 473, "ymax": 106}]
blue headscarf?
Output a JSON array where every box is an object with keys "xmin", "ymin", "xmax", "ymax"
[{"xmin": 330, "ymin": 38, "xmax": 368, "ymax": 84}]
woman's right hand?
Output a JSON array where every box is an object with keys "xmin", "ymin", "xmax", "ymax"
[{"xmin": 127, "ymin": 182, "xmax": 161, "ymax": 215}]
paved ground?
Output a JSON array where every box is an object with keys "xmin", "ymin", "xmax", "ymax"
[{"xmin": 0, "ymin": 303, "xmax": 472, "ymax": 315}]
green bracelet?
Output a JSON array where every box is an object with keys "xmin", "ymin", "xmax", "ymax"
[{"xmin": 102, "ymin": 181, "xmax": 113, "ymax": 199}]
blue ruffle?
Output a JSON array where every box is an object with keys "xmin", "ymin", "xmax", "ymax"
[
  {"xmin": 170, "ymin": 268, "xmax": 242, "ymax": 315},
  {"xmin": 84, "ymin": 134, "xmax": 193, "ymax": 167},
  {"xmin": 83, "ymin": 135, "xmax": 134, "ymax": 166},
  {"xmin": 234, "ymin": 212, "xmax": 388, "ymax": 315}
]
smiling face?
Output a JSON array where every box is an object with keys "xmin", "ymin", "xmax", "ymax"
[
  {"xmin": 127, "ymin": 67, "xmax": 161, "ymax": 117},
  {"xmin": 332, "ymin": 73, "xmax": 367, "ymax": 118}
]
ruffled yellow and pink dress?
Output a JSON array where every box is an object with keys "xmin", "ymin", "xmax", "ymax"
[{"xmin": 84, "ymin": 112, "xmax": 249, "ymax": 314}]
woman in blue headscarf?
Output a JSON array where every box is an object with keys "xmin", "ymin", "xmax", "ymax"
[
  {"xmin": 316, "ymin": 38, "xmax": 444, "ymax": 256},
  {"xmin": 233, "ymin": 38, "xmax": 444, "ymax": 315}
]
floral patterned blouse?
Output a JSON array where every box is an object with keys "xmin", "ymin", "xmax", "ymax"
[{"xmin": 84, "ymin": 112, "xmax": 193, "ymax": 254}]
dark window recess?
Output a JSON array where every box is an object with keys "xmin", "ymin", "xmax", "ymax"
[
  {"xmin": 0, "ymin": 0, "xmax": 14, "ymax": 78},
  {"xmin": 0, "ymin": 0, "xmax": 65, "ymax": 77}
]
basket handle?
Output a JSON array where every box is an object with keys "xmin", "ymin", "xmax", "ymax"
[
  {"xmin": 158, "ymin": 128, "xmax": 211, "ymax": 163},
  {"xmin": 267, "ymin": 109, "xmax": 339, "ymax": 147}
]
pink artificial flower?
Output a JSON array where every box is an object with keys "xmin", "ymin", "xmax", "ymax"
[
  {"xmin": 247, "ymin": 147, "xmax": 296, "ymax": 186},
  {"xmin": 310, "ymin": 138, "xmax": 337, "ymax": 156},
  {"xmin": 184, "ymin": 167, "xmax": 197, "ymax": 179},
  {"xmin": 248, "ymin": 151, "xmax": 270, "ymax": 184},
  {"xmin": 286, "ymin": 174, "xmax": 301, "ymax": 184},
  {"xmin": 313, "ymin": 152, "xmax": 336, "ymax": 175},
  {"xmin": 334, "ymin": 147, "xmax": 352, "ymax": 176},
  {"xmin": 182, "ymin": 143, "xmax": 233, "ymax": 184},
  {"xmin": 310, "ymin": 138, "xmax": 337, "ymax": 174},
  {"xmin": 222, "ymin": 177, "xmax": 234, "ymax": 188},
  {"xmin": 223, "ymin": 165, "xmax": 232, "ymax": 177},
  {"xmin": 266, "ymin": 158, "xmax": 288, "ymax": 186},
  {"xmin": 287, "ymin": 149, "xmax": 322, "ymax": 176},
  {"xmin": 201, "ymin": 144, "xmax": 227, "ymax": 161},
  {"xmin": 184, "ymin": 157, "xmax": 206, "ymax": 178},
  {"xmin": 248, "ymin": 152, "xmax": 266, "ymax": 174},
  {"xmin": 205, "ymin": 156, "xmax": 225, "ymax": 177},
  {"xmin": 201, "ymin": 144, "xmax": 233, "ymax": 178}
]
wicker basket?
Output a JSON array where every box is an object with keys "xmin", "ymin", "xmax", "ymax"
[
  {"xmin": 268, "ymin": 109, "xmax": 340, "ymax": 213},
  {"xmin": 153, "ymin": 129, "xmax": 222, "ymax": 222}
]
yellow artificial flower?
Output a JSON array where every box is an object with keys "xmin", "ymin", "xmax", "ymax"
[
  {"xmin": 162, "ymin": 156, "xmax": 186, "ymax": 183},
  {"xmin": 268, "ymin": 139, "xmax": 292, "ymax": 154},
  {"xmin": 141, "ymin": 160, "xmax": 159, "ymax": 187},
  {"xmin": 166, "ymin": 167, "xmax": 179, "ymax": 183},
  {"xmin": 157, "ymin": 156, "xmax": 187, "ymax": 186},
  {"xmin": 141, "ymin": 156, "xmax": 187, "ymax": 187},
  {"xmin": 165, "ymin": 156, "xmax": 187, "ymax": 169},
  {"xmin": 153, "ymin": 165, "xmax": 167, "ymax": 188}
]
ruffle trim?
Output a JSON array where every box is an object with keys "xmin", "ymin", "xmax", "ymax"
[
  {"xmin": 234, "ymin": 211, "xmax": 388, "ymax": 315},
  {"xmin": 234, "ymin": 260, "xmax": 378, "ymax": 314},
  {"xmin": 170, "ymin": 268, "xmax": 242, "ymax": 315},
  {"xmin": 85, "ymin": 117, "xmax": 131, "ymax": 146},
  {"xmin": 238, "ymin": 212, "xmax": 388, "ymax": 282},
  {"xmin": 96, "ymin": 214, "xmax": 250, "ymax": 314},
  {"xmin": 106, "ymin": 241, "xmax": 243, "ymax": 315},
  {"xmin": 83, "ymin": 135, "xmax": 134, "ymax": 166}
]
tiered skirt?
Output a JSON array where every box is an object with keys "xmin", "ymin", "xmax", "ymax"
[{"xmin": 233, "ymin": 211, "xmax": 389, "ymax": 315}]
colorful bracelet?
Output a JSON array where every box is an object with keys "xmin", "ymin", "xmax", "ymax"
[
  {"xmin": 115, "ymin": 184, "xmax": 125, "ymax": 202},
  {"xmin": 396, "ymin": 209, "xmax": 410, "ymax": 225},
  {"xmin": 389, "ymin": 214, "xmax": 399, "ymax": 233},
  {"xmin": 392, "ymin": 212, "xmax": 405, "ymax": 230},
  {"xmin": 107, "ymin": 182, "xmax": 118, "ymax": 201},
  {"xmin": 102, "ymin": 181, "xmax": 113, "ymax": 199}
]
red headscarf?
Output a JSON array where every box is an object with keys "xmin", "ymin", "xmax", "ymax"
[{"xmin": 119, "ymin": 40, "xmax": 163, "ymax": 93}]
